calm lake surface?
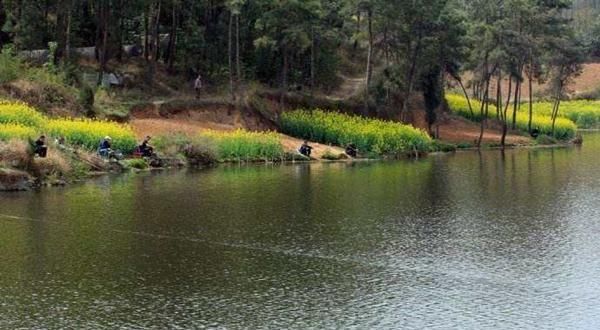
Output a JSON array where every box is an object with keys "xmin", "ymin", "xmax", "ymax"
[{"xmin": 2, "ymin": 133, "xmax": 600, "ymax": 329}]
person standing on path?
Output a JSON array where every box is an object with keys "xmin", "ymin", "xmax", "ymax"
[{"xmin": 194, "ymin": 74, "xmax": 203, "ymax": 99}]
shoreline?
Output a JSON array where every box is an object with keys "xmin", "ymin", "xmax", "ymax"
[{"xmin": 0, "ymin": 139, "xmax": 581, "ymax": 192}]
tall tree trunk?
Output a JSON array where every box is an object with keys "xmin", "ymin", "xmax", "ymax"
[
  {"xmin": 280, "ymin": 47, "xmax": 288, "ymax": 107},
  {"xmin": 118, "ymin": 0, "xmax": 126, "ymax": 61},
  {"xmin": 228, "ymin": 11, "xmax": 235, "ymax": 102},
  {"xmin": 401, "ymin": 33, "xmax": 423, "ymax": 122},
  {"xmin": 65, "ymin": 0, "xmax": 72, "ymax": 60},
  {"xmin": 310, "ymin": 27, "xmax": 315, "ymax": 94},
  {"xmin": 144, "ymin": 6, "xmax": 150, "ymax": 60},
  {"xmin": 97, "ymin": 0, "xmax": 110, "ymax": 86},
  {"xmin": 500, "ymin": 77, "xmax": 512, "ymax": 148},
  {"xmin": 477, "ymin": 60, "xmax": 494, "ymax": 147},
  {"xmin": 512, "ymin": 78, "xmax": 520, "ymax": 130},
  {"xmin": 235, "ymin": 13, "xmax": 241, "ymax": 94},
  {"xmin": 551, "ymin": 81, "xmax": 563, "ymax": 136},
  {"xmin": 528, "ymin": 71, "xmax": 533, "ymax": 133},
  {"xmin": 496, "ymin": 71, "xmax": 502, "ymax": 120},
  {"xmin": 153, "ymin": 0, "xmax": 161, "ymax": 63},
  {"xmin": 167, "ymin": 1, "xmax": 177, "ymax": 72},
  {"xmin": 364, "ymin": 8, "xmax": 373, "ymax": 114},
  {"xmin": 353, "ymin": 9, "xmax": 360, "ymax": 51},
  {"xmin": 478, "ymin": 79, "xmax": 490, "ymax": 148},
  {"xmin": 454, "ymin": 76, "xmax": 474, "ymax": 117}
]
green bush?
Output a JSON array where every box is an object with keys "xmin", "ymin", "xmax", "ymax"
[
  {"xmin": 79, "ymin": 86, "xmax": 95, "ymax": 116},
  {"xmin": 536, "ymin": 134, "xmax": 558, "ymax": 145},
  {"xmin": 280, "ymin": 109, "xmax": 432, "ymax": 155},
  {"xmin": 321, "ymin": 149, "xmax": 346, "ymax": 160},
  {"xmin": 153, "ymin": 133, "xmax": 218, "ymax": 166},
  {"xmin": 431, "ymin": 141, "xmax": 457, "ymax": 152},
  {"xmin": 125, "ymin": 158, "xmax": 148, "ymax": 170},
  {"xmin": 0, "ymin": 46, "xmax": 21, "ymax": 84}
]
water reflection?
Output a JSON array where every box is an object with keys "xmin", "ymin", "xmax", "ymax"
[{"xmin": 1, "ymin": 134, "xmax": 600, "ymax": 328}]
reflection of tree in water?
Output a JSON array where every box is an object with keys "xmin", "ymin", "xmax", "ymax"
[{"xmin": 440, "ymin": 147, "xmax": 580, "ymax": 269}]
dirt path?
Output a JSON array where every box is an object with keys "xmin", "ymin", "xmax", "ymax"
[
  {"xmin": 279, "ymin": 135, "xmax": 346, "ymax": 159},
  {"xmin": 327, "ymin": 75, "xmax": 365, "ymax": 101},
  {"xmin": 436, "ymin": 116, "xmax": 532, "ymax": 145}
]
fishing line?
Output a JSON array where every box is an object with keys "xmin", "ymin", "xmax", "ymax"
[
  {"xmin": 0, "ymin": 213, "xmax": 377, "ymax": 267},
  {"xmin": 0, "ymin": 213, "xmax": 532, "ymax": 287}
]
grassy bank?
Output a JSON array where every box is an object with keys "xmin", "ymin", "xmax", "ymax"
[
  {"xmin": 280, "ymin": 110, "xmax": 432, "ymax": 156},
  {"xmin": 446, "ymin": 94, "xmax": 577, "ymax": 140}
]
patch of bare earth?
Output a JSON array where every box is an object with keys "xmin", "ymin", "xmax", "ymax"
[
  {"xmin": 279, "ymin": 135, "xmax": 346, "ymax": 159},
  {"xmin": 437, "ymin": 116, "xmax": 532, "ymax": 145},
  {"xmin": 132, "ymin": 118, "xmax": 346, "ymax": 158},
  {"xmin": 461, "ymin": 62, "xmax": 600, "ymax": 99}
]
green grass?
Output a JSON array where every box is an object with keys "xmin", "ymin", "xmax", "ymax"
[
  {"xmin": 280, "ymin": 109, "xmax": 432, "ymax": 155},
  {"xmin": 446, "ymin": 94, "xmax": 577, "ymax": 140},
  {"xmin": 200, "ymin": 129, "xmax": 285, "ymax": 162}
]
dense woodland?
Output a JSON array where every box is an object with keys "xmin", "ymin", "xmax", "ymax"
[{"xmin": 0, "ymin": 0, "xmax": 598, "ymax": 136}]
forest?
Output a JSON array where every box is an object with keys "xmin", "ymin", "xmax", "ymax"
[{"xmin": 0, "ymin": 0, "xmax": 599, "ymax": 144}]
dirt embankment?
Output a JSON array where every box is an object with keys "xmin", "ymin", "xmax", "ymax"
[
  {"xmin": 129, "ymin": 98, "xmax": 346, "ymax": 158},
  {"xmin": 461, "ymin": 62, "xmax": 600, "ymax": 100},
  {"xmin": 130, "ymin": 89, "xmax": 533, "ymax": 152}
]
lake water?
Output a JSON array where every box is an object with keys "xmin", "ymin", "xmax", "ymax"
[{"xmin": 1, "ymin": 133, "xmax": 600, "ymax": 329}]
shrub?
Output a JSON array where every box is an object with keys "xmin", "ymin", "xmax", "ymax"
[
  {"xmin": 321, "ymin": 149, "xmax": 346, "ymax": 160},
  {"xmin": 0, "ymin": 47, "xmax": 21, "ymax": 84},
  {"xmin": 125, "ymin": 158, "xmax": 148, "ymax": 170},
  {"xmin": 46, "ymin": 119, "xmax": 137, "ymax": 153},
  {"xmin": 200, "ymin": 129, "xmax": 284, "ymax": 162},
  {"xmin": 0, "ymin": 139, "xmax": 32, "ymax": 169},
  {"xmin": 280, "ymin": 110, "xmax": 432, "ymax": 155},
  {"xmin": 182, "ymin": 137, "xmax": 219, "ymax": 166},
  {"xmin": 32, "ymin": 151, "xmax": 72, "ymax": 178},
  {"xmin": 446, "ymin": 94, "xmax": 577, "ymax": 140},
  {"xmin": 0, "ymin": 102, "xmax": 47, "ymax": 127},
  {"xmin": 153, "ymin": 134, "xmax": 217, "ymax": 166},
  {"xmin": 0, "ymin": 124, "xmax": 37, "ymax": 141},
  {"xmin": 536, "ymin": 134, "xmax": 558, "ymax": 145},
  {"xmin": 430, "ymin": 141, "xmax": 457, "ymax": 152},
  {"xmin": 79, "ymin": 86, "xmax": 95, "ymax": 117}
]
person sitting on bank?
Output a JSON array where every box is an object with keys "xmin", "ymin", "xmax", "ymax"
[
  {"xmin": 299, "ymin": 140, "xmax": 313, "ymax": 157},
  {"xmin": 138, "ymin": 135, "xmax": 154, "ymax": 157},
  {"xmin": 530, "ymin": 128, "xmax": 540, "ymax": 139},
  {"xmin": 346, "ymin": 143, "xmax": 358, "ymax": 158},
  {"xmin": 98, "ymin": 136, "xmax": 113, "ymax": 158},
  {"xmin": 34, "ymin": 135, "xmax": 48, "ymax": 158}
]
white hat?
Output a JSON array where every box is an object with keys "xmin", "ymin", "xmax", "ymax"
[{"xmin": 105, "ymin": 136, "xmax": 112, "ymax": 140}]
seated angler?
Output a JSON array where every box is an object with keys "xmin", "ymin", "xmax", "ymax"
[
  {"xmin": 98, "ymin": 136, "xmax": 113, "ymax": 158},
  {"xmin": 345, "ymin": 143, "xmax": 358, "ymax": 158},
  {"xmin": 299, "ymin": 140, "xmax": 313, "ymax": 157},
  {"xmin": 34, "ymin": 135, "xmax": 48, "ymax": 158},
  {"xmin": 138, "ymin": 135, "xmax": 154, "ymax": 158}
]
